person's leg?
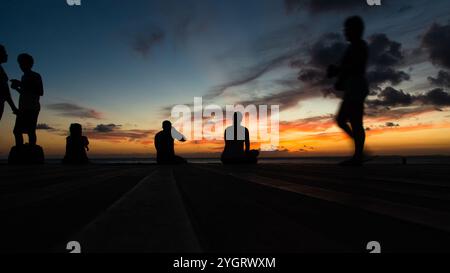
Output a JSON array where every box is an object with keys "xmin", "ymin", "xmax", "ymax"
[
  {"xmin": 350, "ymin": 102, "xmax": 365, "ymax": 160},
  {"xmin": 336, "ymin": 100, "xmax": 353, "ymax": 138},
  {"xmin": 28, "ymin": 111, "xmax": 39, "ymax": 146},
  {"xmin": 13, "ymin": 115, "xmax": 24, "ymax": 147},
  {"xmin": 28, "ymin": 131, "xmax": 37, "ymax": 146},
  {"xmin": 14, "ymin": 132, "xmax": 23, "ymax": 146},
  {"xmin": 173, "ymin": 155, "xmax": 187, "ymax": 164}
]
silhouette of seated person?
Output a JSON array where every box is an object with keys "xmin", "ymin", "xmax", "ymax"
[
  {"xmin": 221, "ymin": 112, "xmax": 259, "ymax": 165},
  {"xmin": 63, "ymin": 123, "xmax": 90, "ymax": 165},
  {"xmin": 154, "ymin": 120, "xmax": 187, "ymax": 165},
  {"xmin": 10, "ymin": 53, "xmax": 44, "ymax": 148}
]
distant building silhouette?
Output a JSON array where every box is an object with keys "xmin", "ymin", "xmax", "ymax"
[
  {"xmin": 327, "ymin": 16, "xmax": 370, "ymax": 166},
  {"xmin": 63, "ymin": 123, "xmax": 90, "ymax": 165},
  {"xmin": 154, "ymin": 120, "xmax": 187, "ymax": 165},
  {"xmin": 221, "ymin": 112, "xmax": 259, "ymax": 164}
]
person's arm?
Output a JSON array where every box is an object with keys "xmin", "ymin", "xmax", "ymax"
[
  {"xmin": 83, "ymin": 137, "xmax": 90, "ymax": 151},
  {"xmin": 36, "ymin": 74, "xmax": 44, "ymax": 96},
  {"xmin": 245, "ymin": 128, "xmax": 250, "ymax": 153},
  {"xmin": 4, "ymin": 86, "xmax": 18, "ymax": 113},
  {"xmin": 10, "ymin": 79, "xmax": 23, "ymax": 94},
  {"xmin": 171, "ymin": 127, "xmax": 186, "ymax": 142}
]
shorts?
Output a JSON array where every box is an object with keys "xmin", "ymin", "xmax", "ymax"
[{"xmin": 14, "ymin": 110, "xmax": 40, "ymax": 134}]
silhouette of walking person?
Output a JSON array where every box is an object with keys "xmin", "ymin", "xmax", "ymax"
[
  {"xmin": 221, "ymin": 112, "xmax": 259, "ymax": 165},
  {"xmin": 63, "ymin": 123, "xmax": 90, "ymax": 165},
  {"xmin": 327, "ymin": 16, "xmax": 369, "ymax": 166},
  {"xmin": 10, "ymin": 53, "xmax": 44, "ymax": 147},
  {"xmin": 0, "ymin": 45, "xmax": 19, "ymax": 123},
  {"xmin": 154, "ymin": 120, "xmax": 187, "ymax": 165}
]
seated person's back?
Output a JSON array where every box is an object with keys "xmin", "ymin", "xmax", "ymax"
[
  {"xmin": 154, "ymin": 120, "xmax": 186, "ymax": 164},
  {"xmin": 221, "ymin": 112, "xmax": 259, "ymax": 164},
  {"xmin": 63, "ymin": 123, "xmax": 89, "ymax": 164}
]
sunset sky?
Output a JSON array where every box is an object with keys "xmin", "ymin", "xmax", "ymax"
[{"xmin": 1, "ymin": 0, "xmax": 450, "ymax": 158}]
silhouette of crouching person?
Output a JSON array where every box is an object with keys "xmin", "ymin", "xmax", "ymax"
[
  {"xmin": 155, "ymin": 120, "xmax": 187, "ymax": 165},
  {"xmin": 221, "ymin": 112, "xmax": 259, "ymax": 165},
  {"xmin": 63, "ymin": 123, "xmax": 90, "ymax": 165}
]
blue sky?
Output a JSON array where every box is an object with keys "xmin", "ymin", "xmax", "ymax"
[{"xmin": 1, "ymin": 0, "xmax": 450, "ymax": 157}]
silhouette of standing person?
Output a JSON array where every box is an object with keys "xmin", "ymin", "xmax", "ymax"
[
  {"xmin": 10, "ymin": 53, "xmax": 44, "ymax": 147},
  {"xmin": 154, "ymin": 120, "xmax": 187, "ymax": 165},
  {"xmin": 0, "ymin": 45, "xmax": 18, "ymax": 123},
  {"xmin": 327, "ymin": 16, "xmax": 369, "ymax": 166},
  {"xmin": 63, "ymin": 123, "xmax": 90, "ymax": 165},
  {"xmin": 221, "ymin": 112, "xmax": 259, "ymax": 165}
]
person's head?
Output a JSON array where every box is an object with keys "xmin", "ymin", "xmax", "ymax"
[
  {"xmin": 344, "ymin": 16, "xmax": 365, "ymax": 42},
  {"xmin": 162, "ymin": 120, "xmax": 172, "ymax": 131},
  {"xmin": 17, "ymin": 53, "xmax": 34, "ymax": 72},
  {"xmin": 70, "ymin": 123, "xmax": 83, "ymax": 137},
  {"xmin": 233, "ymin": 112, "xmax": 243, "ymax": 126},
  {"xmin": 0, "ymin": 45, "xmax": 7, "ymax": 64}
]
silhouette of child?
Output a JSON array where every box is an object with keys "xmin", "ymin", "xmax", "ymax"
[
  {"xmin": 63, "ymin": 123, "xmax": 90, "ymax": 165},
  {"xmin": 154, "ymin": 120, "xmax": 187, "ymax": 165},
  {"xmin": 327, "ymin": 16, "xmax": 369, "ymax": 166},
  {"xmin": 10, "ymin": 53, "xmax": 44, "ymax": 147},
  {"xmin": 221, "ymin": 112, "xmax": 259, "ymax": 165},
  {"xmin": 0, "ymin": 45, "xmax": 18, "ymax": 121}
]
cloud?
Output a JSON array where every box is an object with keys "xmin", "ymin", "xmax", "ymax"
[
  {"xmin": 127, "ymin": 0, "xmax": 214, "ymax": 57},
  {"xmin": 94, "ymin": 124, "xmax": 122, "ymax": 133},
  {"xmin": 428, "ymin": 70, "xmax": 450, "ymax": 88},
  {"xmin": 87, "ymin": 127, "xmax": 158, "ymax": 144},
  {"xmin": 366, "ymin": 33, "xmax": 410, "ymax": 90},
  {"xmin": 36, "ymin": 123, "xmax": 55, "ymax": 130},
  {"xmin": 207, "ymin": 48, "xmax": 304, "ymax": 100},
  {"xmin": 418, "ymin": 88, "xmax": 450, "ymax": 106},
  {"xmin": 201, "ymin": 31, "xmax": 412, "ymax": 114},
  {"xmin": 307, "ymin": 33, "xmax": 346, "ymax": 68},
  {"xmin": 238, "ymin": 87, "xmax": 318, "ymax": 109},
  {"xmin": 368, "ymin": 34, "xmax": 404, "ymax": 67},
  {"xmin": 422, "ymin": 22, "xmax": 450, "ymax": 70},
  {"xmin": 368, "ymin": 87, "xmax": 450, "ymax": 108},
  {"xmin": 366, "ymin": 106, "xmax": 438, "ymax": 120},
  {"xmin": 284, "ymin": 0, "xmax": 363, "ymax": 14},
  {"xmin": 367, "ymin": 68, "xmax": 410, "ymax": 89},
  {"xmin": 385, "ymin": 122, "xmax": 400, "ymax": 127},
  {"xmin": 368, "ymin": 87, "xmax": 414, "ymax": 107},
  {"xmin": 47, "ymin": 103, "xmax": 103, "ymax": 119},
  {"xmin": 131, "ymin": 25, "xmax": 165, "ymax": 57},
  {"xmin": 279, "ymin": 115, "xmax": 335, "ymax": 133},
  {"xmin": 298, "ymin": 32, "xmax": 411, "ymax": 93},
  {"xmin": 294, "ymin": 32, "xmax": 346, "ymax": 95}
]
